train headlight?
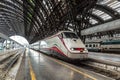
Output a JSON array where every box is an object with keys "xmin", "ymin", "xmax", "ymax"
[
  {"xmin": 84, "ymin": 48, "xmax": 87, "ymax": 51},
  {"xmin": 70, "ymin": 48, "xmax": 85, "ymax": 51},
  {"xmin": 70, "ymin": 48, "xmax": 74, "ymax": 50}
]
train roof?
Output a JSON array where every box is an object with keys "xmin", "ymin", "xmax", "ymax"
[
  {"xmin": 101, "ymin": 40, "xmax": 120, "ymax": 44},
  {"xmin": 44, "ymin": 30, "xmax": 75, "ymax": 40},
  {"xmin": 32, "ymin": 31, "xmax": 75, "ymax": 44},
  {"xmin": 57, "ymin": 30, "xmax": 75, "ymax": 34},
  {"xmin": 85, "ymin": 42, "xmax": 101, "ymax": 44}
]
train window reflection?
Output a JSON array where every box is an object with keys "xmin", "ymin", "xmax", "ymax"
[
  {"xmin": 93, "ymin": 44, "xmax": 95, "ymax": 47},
  {"xmin": 63, "ymin": 32, "xmax": 78, "ymax": 39}
]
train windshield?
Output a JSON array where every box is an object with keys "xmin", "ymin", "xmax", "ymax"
[{"xmin": 63, "ymin": 32, "xmax": 78, "ymax": 39}]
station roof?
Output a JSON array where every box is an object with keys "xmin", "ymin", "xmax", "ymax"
[{"xmin": 0, "ymin": 0, "xmax": 120, "ymax": 43}]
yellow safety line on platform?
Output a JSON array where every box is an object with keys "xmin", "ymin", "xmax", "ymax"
[
  {"xmin": 28, "ymin": 57, "xmax": 36, "ymax": 80},
  {"xmin": 48, "ymin": 57, "xmax": 97, "ymax": 80}
]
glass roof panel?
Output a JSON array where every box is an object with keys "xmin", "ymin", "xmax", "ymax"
[
  {"xmin": 108, "ymin": 0, "xmax": 120, "ymax": 13},
  {"xmin": 92, "ymin": 9, "xmax": 112, "ymax": 20},
  {"xmin": 89, "ymin": 18, "xmax": 98, "ymax": 24},
  {"xmin": 100, "ymin": 13, "xmax": 112, "ymax": 20},
  {"xmin": 99, "ymin": 0, "xmax": 120, "ymax": 13},
  {"xmin": 6, "ymin": 0, "xmax": 20, "ymax": 8},
  {"xmin": 99, "ymin": 0, "xmax": 111, "ymax": 4},
  {"xmin": 116, "ymin": 7, "xmax": 120, "ymax": 12},
  {"xmin": 93, "ymin": 9, "xmax": 104, "ymax": 15},
  {"xmin": 108, "ymin": 1, "xmax": 119, "ymax": 7}
]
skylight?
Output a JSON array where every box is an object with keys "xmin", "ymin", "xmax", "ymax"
[
  {"xmin": 89, "ymin": 18, "xmax": 98, "ymax": 24},
  {"xmin": 92, "ymin": 9, "xmax": 112, "ymax": 20},
  {"xmin": 108, "ymin": 0, "xmax": 120, "ymax": 13}
]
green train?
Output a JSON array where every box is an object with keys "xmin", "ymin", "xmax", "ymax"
[{"xmin": 85, "ymin": 40, "xmax": 120, "ymax": 52}]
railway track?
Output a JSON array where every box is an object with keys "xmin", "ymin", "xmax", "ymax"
[
  {"xmin": 73, "ymin": 58, "xmax": 120, "ymax": 80},
  {"xmin": 0, "ymin": 50, "xmax": 22, "ymax": 80}
]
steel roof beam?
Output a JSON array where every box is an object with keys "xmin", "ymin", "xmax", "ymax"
[
  {"xmin": 81, "ymin": 19, "xmax": 120, "ymax": 35},
  {"xmin": 25, "ymin": 0, "xmax": 51, "ymax": 38},
  {"xmin": 0, "ymin": 4, "xmax": 23, "ymax": 17},
  {"xmin": 0, "ymin": 9, "xmax": 32, "ymax": 25},
  {"xmin": 22, "ymin": 0, "xmax": 44, "ymax": 37},
  {"xmin": 0, "ymin": 0, "xmax": 23, "ymax": 11},
  {"xmin": 1, "ymin": 13, "xmax": 23, "ymax": 21},
  {"xmin": 89, "ymin": 13, "xmax": 104, "ymax": 23},
  {"xmin": 1, "ymin": 16, "xmax": 17, "ymax": 34},
  {"xmin": 95, "ymin": 4, "xmax": 120, "ymax": 19},
  {"xmin": 0, "ymin": 9, "xmax": 23, "ymax": 19}
]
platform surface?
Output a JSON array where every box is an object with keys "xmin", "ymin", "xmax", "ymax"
[
  {"xmin": 89, "ymin": 52, "xmax": 120, "ymax": 62},
  {"xmin": 26, "ymin": 49, "xmax": 114, "ymax": 80}
]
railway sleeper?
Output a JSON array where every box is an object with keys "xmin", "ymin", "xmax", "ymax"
[
  {"xmin": 1, "ymin": 55, "xmax": 20, "ymax": 80},
  {"xmin": 3, "ymin": 54, "xmax": 20, "ymax": 71},
  {"xmin": 0, "ymin": 54, "xmax": 17, "ymax": 70}
]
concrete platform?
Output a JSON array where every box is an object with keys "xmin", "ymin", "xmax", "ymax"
[
  {"xmin": 27, "ymin": 49, "xmax": 114, "ymax": 80},
  {"xmin": 88, "ymin": 52, "xmax": 120, "ymax": 62}
]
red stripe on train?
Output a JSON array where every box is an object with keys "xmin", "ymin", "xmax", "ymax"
[
  {"xmin": 50, "ymin": 47, "xmax": 67, "ymax": 57},
  {"xmin": 58, "ymin": 37, "xmax": 71, "ymax": 52}
]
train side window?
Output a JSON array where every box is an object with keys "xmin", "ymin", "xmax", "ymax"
[
  {"xmin": 93, "ymin": 44, "xmax": 95, "ymax": 47},
  {"xmin": 89, "ymin": 44, "xmax": 92, "ymax": 47},
  {"xmin": 63, "ymin": 32, "xmax": 78, "ymax": 39}
]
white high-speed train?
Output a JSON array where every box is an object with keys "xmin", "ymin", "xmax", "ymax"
[{"xmin": 31, "ymin": 31, "xmax": 88, "ymax": 60}]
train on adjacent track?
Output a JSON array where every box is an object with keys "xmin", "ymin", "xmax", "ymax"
[
  {"xmin": 85, "ymin": 40, "xmax": 120, "ymax": 52},
  {"xmin": 31, "ymin": 31, "xmax": 88, "ymax": 60}
]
